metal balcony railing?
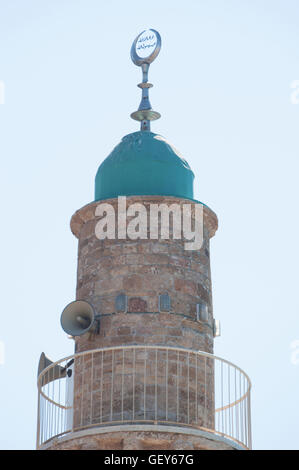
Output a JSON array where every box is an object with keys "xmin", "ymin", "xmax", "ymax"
[{"xmin": 36, "ymin": 346, "xmax": 252, "ymax": 449}]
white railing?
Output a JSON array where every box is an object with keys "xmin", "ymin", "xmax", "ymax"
[{"xmin": 36, "ymin": 346, "xmax": 252, "ymax": 449}]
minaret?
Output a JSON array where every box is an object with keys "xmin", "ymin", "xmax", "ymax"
[{"xmin": 36, "ymin": 29, "xmax": 252, "ymax": 451}]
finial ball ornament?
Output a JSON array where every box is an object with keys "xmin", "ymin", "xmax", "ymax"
[{"xmin": 131, "ymin": 29, "xmax": 161, "ymax": 66}]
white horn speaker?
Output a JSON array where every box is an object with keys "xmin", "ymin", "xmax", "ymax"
[
  {"xmin": 60, "ymin": 300, "xmax": 95, "ymax": 336},
  {"xmin": 37, "ymin": 352, "xmax": 67, "ymax": 386}
]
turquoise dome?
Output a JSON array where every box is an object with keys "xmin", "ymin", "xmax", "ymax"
[{"xmin": 95, "ymin": 131, "xmax": 194, "ymax": 201}]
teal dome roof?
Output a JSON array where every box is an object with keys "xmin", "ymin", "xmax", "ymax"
[{"xmin": 95, "ymin": 131, "xmax": 194, "ymax": 201}]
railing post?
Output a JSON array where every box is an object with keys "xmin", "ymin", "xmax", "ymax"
[
  {"xmin": 248, "ymin": 388, "xmax": 252, "ymax": 449},
  {"xmin": 36, "ymin": 387, "xmax": 41, "ymax": 449}
]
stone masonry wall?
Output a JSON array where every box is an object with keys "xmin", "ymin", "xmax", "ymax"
[
  {"xmin": 46, "ymin": 428, "xmax": 238, "ymax": 450},
  {"xmin": 70, "ymin": 196, "xmax": 218, "ymax": 354},
  {"xmin": 56, "ymin": 196, "xmax": 219, "ymax": 449}
]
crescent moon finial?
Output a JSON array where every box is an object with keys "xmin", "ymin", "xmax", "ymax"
[{"xmin": 130, "ymin": 29, "xmax": 161, "ymax": 132}]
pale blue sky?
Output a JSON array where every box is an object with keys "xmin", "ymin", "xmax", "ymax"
[{"xmin": 0, "ymin": 0, "xmax": 299, "ymax": 450}]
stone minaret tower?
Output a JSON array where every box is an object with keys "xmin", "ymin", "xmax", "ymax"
[{"xmin": 36, "ymin": 30, "xmax": 252, "ymax": 451}]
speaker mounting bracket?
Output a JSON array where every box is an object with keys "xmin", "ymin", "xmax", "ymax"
[{"xmin": 94, "ymin": 314, "xmax": 101, "ymax": 335}]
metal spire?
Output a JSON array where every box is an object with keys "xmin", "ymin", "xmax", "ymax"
[{"xmin": 130, "ymin": 29, "xmax": 161, "ymax": 131}]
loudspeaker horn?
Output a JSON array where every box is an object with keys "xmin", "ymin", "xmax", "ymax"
[
  {"xmin": 37, "ymin": 352, "xmax": 67, "ymax": 386},
  {"xmin": 60, "ymin": 300, "xmax": 96, "ymax": 337}
]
